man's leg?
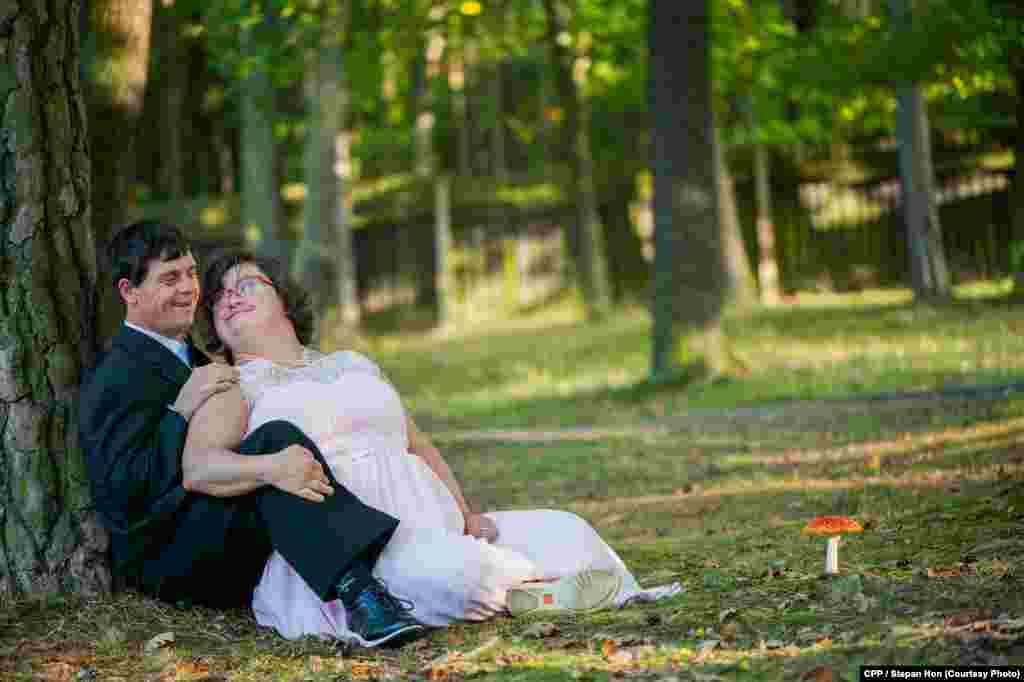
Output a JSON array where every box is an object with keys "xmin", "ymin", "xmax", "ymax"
[
  {"xmin": 236, "ymin": 420, "xmax": 398, "ymax": 600},
  {"xmin": 236, "ymin": 420, "xmax": 425, "ymax": 647}
]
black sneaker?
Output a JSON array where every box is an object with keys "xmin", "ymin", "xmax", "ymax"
[{"xmin": 346, "ymin": 578, "xmax": 426, "ymax": 648}]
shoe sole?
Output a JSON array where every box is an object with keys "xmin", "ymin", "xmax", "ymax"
[
  {"xmin": 507, "ymin": 569, "xmax": 623, "ymax": 617},
  {"xmin": 351, "ymin": 622, "xmax": 427, "ymax": 649}
]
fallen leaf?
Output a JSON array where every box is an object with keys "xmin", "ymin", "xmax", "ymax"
[
  {"xmin": 704, "ymin": 558, "xmax": 721, "ymax": 568},
  {"xmin": 945, "ymin": 609, "xmax": 995, "ymax": 627},
  {"xmin": 143, "ymin": 632, "xmax": 175, "ymax": 653},
  {"xmin": 38, "ymin": 662, "xmax": 76, "ymax": 681},
  {"xmin": 601, "ymin": 639, "xmax": 618, "ymax": 658},
  {"xmin": 175, "ymin": 659, "xmax": 211, "ymax": 676}
]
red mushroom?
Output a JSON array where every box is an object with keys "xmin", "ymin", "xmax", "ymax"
[{"xmin": 801, "ymin": 516, "xmax": 863, "ymax": 575}]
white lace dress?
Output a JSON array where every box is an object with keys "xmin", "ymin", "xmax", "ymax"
[{"xmin": 241, "ymin": 349, "xmax": 647, "ymax": 640}]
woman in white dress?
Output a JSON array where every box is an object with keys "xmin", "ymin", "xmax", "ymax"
[{"xmin": 184, "ymin": 250, "xmax": 661, "ymax": 643}]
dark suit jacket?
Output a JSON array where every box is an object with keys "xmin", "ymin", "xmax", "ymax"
[{"xmin": 79, "ymin": 325, "xmax": 210, "ymax": 584}]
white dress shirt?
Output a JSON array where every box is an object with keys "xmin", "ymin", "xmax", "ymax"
[{"xmin": 124, "ymin": 321, "xmax": 191, "ymax": 368}]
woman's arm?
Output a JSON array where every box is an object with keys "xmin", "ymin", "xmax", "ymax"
[
  {"xmin": 406, "ymin": 416, "xmax": 497, "ymax": 541},
  {"xmin": 182, "ymin": 387, "xmax": 332, "ymax": 504}
]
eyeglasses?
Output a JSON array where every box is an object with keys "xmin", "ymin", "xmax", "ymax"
[{"xmin": 211, "ymin": 275, "xmax": 275, "ymax": 309}]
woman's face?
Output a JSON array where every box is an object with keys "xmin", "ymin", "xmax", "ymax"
[{"xmin": 211, "ymin": 262, "xmax": 288, "ymax": 351}]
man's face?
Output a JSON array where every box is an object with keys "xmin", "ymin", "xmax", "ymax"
[{"xmin": 120, "ymin": 252, "xmax": 199, "ymax": 340}]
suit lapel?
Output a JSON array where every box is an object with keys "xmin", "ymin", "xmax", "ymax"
[{"xmin": 113, "ymin": 326, "xmax": 192, "ymax": 387}]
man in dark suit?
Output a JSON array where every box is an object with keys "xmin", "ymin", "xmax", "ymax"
[{"xmin": 79, "ymin": 220, "xmax": 424, "ymax": 648}]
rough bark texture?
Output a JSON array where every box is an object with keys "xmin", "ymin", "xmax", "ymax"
[
  {"xmin": 543, "ymin": 0, "xmax": 612, "ymax": 319},
  {"xmin": 711, "ymin": 125, "xmax": 757, "ymax": 310},
  {"xmin": 1, "ymin": 0, "xmax": 108, "ymax": 597},
  {"xmin": 649, "ymin": 1, "xmax": 727, "ymax": 378}
]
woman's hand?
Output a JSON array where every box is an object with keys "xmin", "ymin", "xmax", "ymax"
[{"xmin": 464, "ymin": 513, "xmax": 499, "ymax": 543}]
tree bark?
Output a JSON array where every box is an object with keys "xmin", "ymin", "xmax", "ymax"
[
  {"xmin": 85, "ymin": 0, "xmax": 153, "ymax": 345},
  {"xmin": 543, "ymin": 0, "xmax": 612, "ymax": 319},
  {"xmin": 649, "ymin": 1, "xmax": 727, "ymax": 378},
  {"xmin": 711, "ymin": 125, "xmax": 757, "ymax": 310},
  {"xmin": 1, "ymin": 0, "xmax": 108, "ymax": 597}
]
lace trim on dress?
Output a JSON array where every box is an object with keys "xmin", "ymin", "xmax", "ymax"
[{"xmin": 237, "ymin": 348, "xmax": 382, "ymax": 406}]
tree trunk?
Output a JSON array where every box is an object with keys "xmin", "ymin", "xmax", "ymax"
[
  {"xmin": 890, "ymin": 0, "xmax": 950, "ymax": 300},
  {"xmin": 448, "ymin": 48, "xmax": 472, "ymax": 178},
  {"xmin": 240, "ymin": 22, "xmax": 286, "ymax": 262},
  {"xmin": 1, "ymin": 0, "xmax": 108, "ymax": 597},
  {"xmin": 649, "ymin": 1, "xmax": 727, "ymax": 378},
  {"xmin": 434, "ymin": 174, "xmax": 454, "ymax": 327},
  {"xmin": 711, "ymin": 125, "xmax": 757, "ymax": 310},
  {"xmin": 753, "ymin": 141, "xmax": 782, "ymax": 304},
  {"xmin": 1012, "ymin": 51, "xmax": 1024, "ymax": 244},
  {"xmin": 85, "ymin": 0, "xmax": 153, "ymax": 346},
  {"xmin": 297, "ymin": 3, "xmax": 360, "ymax": 329},
  {"xmin": 153, "ymin": 0, "xmax": 186, "ymax": 201},
  {"xmin": 543, "ymin": 0, "xmax": 612, "ymax": 319}
]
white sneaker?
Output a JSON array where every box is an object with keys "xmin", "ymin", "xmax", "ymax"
[{"xmin": 507, "ymin": 569, "xmax": 623, "ymax": 616}]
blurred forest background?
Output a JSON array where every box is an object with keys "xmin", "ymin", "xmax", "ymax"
[{"xmin": 86, "ymin": 0, "xmax": 1024, "ymax": 349}]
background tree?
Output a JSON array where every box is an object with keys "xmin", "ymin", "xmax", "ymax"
[
  {"xmin": 649, "ymin": 0, "xmax": 729, "ymax": 378},
  {"xmin": 84, "ymin": 0, "xmax": 153, "ymax": 343},
  {"xmin": 543, "ymin": 0, "xmax": 612, "ymax": 319},
  {"xmin": 296, "ymin": 0, "xmax": 360, "ymax": 328},
  {"xmin": 1, "ymin": 0, "xmax": 107, "ymax": 597}
]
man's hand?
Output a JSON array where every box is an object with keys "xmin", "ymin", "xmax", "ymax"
[
  {"xmin": 465, "ymin": 513, "xmax": 498, "ymax": 543},
  {"xmin": 172, "ymin": 364, "xmax": 241, "ymax": 421},
  {"xmin": 265, "ymin": 445, "xmax": 335, "ymax": 503}
]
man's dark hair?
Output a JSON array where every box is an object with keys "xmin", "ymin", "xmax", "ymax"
[
  {"xmin": 200, "ymin": 248, "xmax": 315, "ymax": 363},
  {"xmin": 108, "ymin": 220, "xmax": 191, "ymax": 290}
]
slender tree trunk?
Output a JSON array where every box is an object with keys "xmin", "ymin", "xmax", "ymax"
[
  {"xmin": 154, "ymin": 1, "xmax": 186, "ymax": 201},
  {"xmin": 85, "ymin": 0, "xmax": 153, "ymax": 345},
  {"xmin": 489, "ymin": 60, "xmax": 508, "ymax": 185},
  {"xmin": 448, "ymin": 49, "xmax": 472, "ymax": 178},
  {"xmin": 1012, "ymin": 54, "xmax": 1024, "ymax": 243},
  {"xmin": 753, "ymin": 140, "xmax": 782, "ymax": 304},
  {"xmin": 649, "ymin": 1, "xmax": 727, "ymax": 378},
  {"xmin": 543, "ymin": 0, "xmax": 612, "ymax": 318},
  {"xmin": 297, "ymin": 3, "xmax": 359, "ymax": 328},
  {"xmin": 712, "ymin": 125, "xmax": 757, "ymax": 309},
  {"xmin": 2, "ymin": 0, "xmax": 108, "ymax": 597},
  {"xmin": 434, "ymin": 174, "xmax": 454, "ymax": 327},
  {"xmin": 240, "ymin": 22, "xmax": 285, "ymax": 262}
]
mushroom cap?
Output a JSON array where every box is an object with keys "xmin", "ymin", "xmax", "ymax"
[{"xmin": 801, "ymin": 515, "xmax": 863, "ymax": 536}]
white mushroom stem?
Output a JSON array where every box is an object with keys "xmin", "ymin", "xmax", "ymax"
[{"xmin": 824, "ymin": 536, "xmax": 841, "ymax": 575}]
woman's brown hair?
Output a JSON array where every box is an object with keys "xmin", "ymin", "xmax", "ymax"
[{"xmin": 200, "ymin": 249, "xmax": 315, "ymax": 364}]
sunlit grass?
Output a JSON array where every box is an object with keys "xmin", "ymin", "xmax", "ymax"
[{"xmin": 351, "ymin": 285, "xmax": 1024, "ymax": 430}]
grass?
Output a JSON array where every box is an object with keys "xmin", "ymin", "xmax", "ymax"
[
  {"xmin": 4, "ymin": 285, "xmax": 1024, "ymax": 680},
  {"xmin": 355, "ymin": 282, "xmax": 1024, "ymax": 431}
]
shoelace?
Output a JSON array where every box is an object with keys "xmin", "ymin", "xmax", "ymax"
[{"xmin": 365, "ymin": 577, "xmax": 416, "ymax": 616}]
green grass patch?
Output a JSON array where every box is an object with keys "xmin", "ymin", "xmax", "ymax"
[{"xmin": 4, "ymin": 288, "xmax": 1024, "ymax": 679}]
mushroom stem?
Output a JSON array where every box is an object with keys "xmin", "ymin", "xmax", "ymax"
[{"xmin": 824, "ymin": 536, "xmax": 841, "ymax": 575}]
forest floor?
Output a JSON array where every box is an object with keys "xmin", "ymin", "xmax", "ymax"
[{"xmin": 4, "ymin": 285, "xmax": 1024, "ymax": 680}]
